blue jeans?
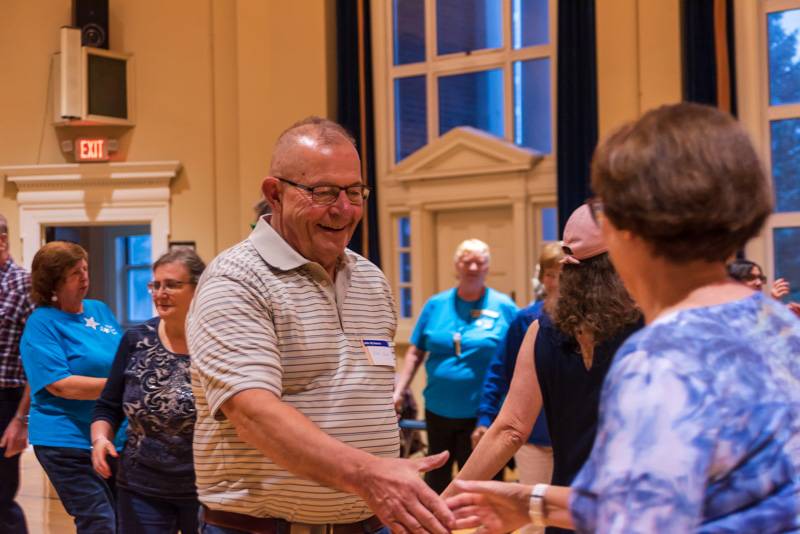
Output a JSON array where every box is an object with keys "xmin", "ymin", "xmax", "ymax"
[
  {"xmin": 0, "ymin": 387, "xmax": 27, "ymax": 534},
  {"xmin": 33, "ymin": 445, "xmax": 116, "ymax": 534},
  {"xmin": 117, "ymin": 487, "xmax": 199, "ymax": 534},
  {"xmin": 199, "ymin": 519, "xmax": 389, "ymax": 534}
]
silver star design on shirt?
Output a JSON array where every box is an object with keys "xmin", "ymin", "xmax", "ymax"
[{"xmin": 84, "ymin": 316, "xmax": 99, "ymax": 329}]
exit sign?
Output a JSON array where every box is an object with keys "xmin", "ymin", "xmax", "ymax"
[{"xmin": 75, "ymin": 138, "xmax": 109, "ymax": 162}]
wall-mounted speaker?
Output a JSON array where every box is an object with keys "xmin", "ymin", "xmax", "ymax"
[{"xmin": 72, "ymin": 0, "xmax": 109, "ymax": 49}]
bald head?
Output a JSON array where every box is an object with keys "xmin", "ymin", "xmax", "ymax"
[{"xmin": 270, "ymin": 116, "xmax": 358, "ymax": 178}]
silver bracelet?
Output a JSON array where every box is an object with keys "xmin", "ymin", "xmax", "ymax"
[{"xmin": 13, "ymin": 414, "xmax": 28, "ymax": 425}]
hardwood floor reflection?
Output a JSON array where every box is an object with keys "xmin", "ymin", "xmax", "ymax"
[{"xmin": 17, "ymin": 447, "xmax": 74, "ymax": 534}]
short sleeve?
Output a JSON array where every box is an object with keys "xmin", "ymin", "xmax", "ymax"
[
  {"xmin": 187, "ymin": 273, "xmax": 284, "ymax": 420},
  {"xmin": 569, "ymin": 349, "xmax": 714, "ymax": 533},
  {"xmin": 409, "ymin": 298, "xmax": 434, "ymax": 350},
  {"xmin": 20, "ymin": 314, "xmax": 72, "ymax": 395}
]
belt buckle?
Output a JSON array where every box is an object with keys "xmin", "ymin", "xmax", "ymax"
[{"xmin": 289, "ymin": 523, "xmax": 328, "ymax": 534}]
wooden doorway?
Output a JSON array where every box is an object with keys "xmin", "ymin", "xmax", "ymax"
[{"xmin": 435, "ymin": 206, "xmax": 517, "ymax": 303}]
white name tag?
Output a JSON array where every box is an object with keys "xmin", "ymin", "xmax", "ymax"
[{"xmin": 362, "ymin": 339, "xmax": 395, "ymax": 367}]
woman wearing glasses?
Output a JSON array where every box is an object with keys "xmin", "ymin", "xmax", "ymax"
[
  {"xmin": 21, "ymin": 241, "xmax": 125, "ymax": 533},
  {"xmin": 447, "ymin": 104, "xmax": 800, "ymax": 532},
  {"xmin": 91, "ymin": 249, "xmax": 205, "ymax": 534},
  {"xmin": 393, "ymin": 239, "xmax": 519, "ymax": 493}
]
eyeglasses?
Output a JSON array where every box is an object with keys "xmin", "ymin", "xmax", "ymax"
[
  {"xmin": 147, "ymin": 279, "xmax": 194, "ymax": 295},
  {"xmin": 275, "ymin": 177, "xmax": 370, "ymax": 206},
  {"xmin": 742, "ymin": 273, "xmax": 767, "ymax": 284},
  {"xmin": 587, "ymin": 197, "xmax": 604, "ymax": 224}
]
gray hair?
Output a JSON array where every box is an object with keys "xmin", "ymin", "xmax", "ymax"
[
  {"xmin": 454, "ymin": 239, "xmax": 491, "ymax": 263},
  {"xmin": 153, "ymin": 249, "xmax": 206, "ymax": 283}
]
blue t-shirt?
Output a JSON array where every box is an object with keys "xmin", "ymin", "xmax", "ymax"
[
  {"xmin": 21, "ymin": 299, "xmax": 126, "ymax": 449},
  {"xmin": 410, "ymin": 287, "xmax": 518, "ymax": 418},
  {"xmin": 570, "ymin": 293, "xmax": 800, "ymax": 533}
]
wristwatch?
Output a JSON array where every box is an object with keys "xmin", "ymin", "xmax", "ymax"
[{"xmin": 528, "ymin": 483, "xmax": 549, "ymax": 527}]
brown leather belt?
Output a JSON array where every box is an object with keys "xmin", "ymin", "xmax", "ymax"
[{"xmin": 201, "ymin": 506, "xmax": 384, "ymax": 534}]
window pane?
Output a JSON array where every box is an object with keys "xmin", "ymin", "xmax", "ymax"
[
  {"xmin": 400, "ymin": 252, "xmax": 412, "ymax": 283},
  {"xmin": 768, "ymin": 9, "xmax": 800, "ymax": 105},
  {"xmin": 437, "ymin": 0, "xmax": 502, "ymax": 55},
  {"xmin": 512, "ymin": 0, "xmax": 548, "ymax": 48},
  {"xmin": 127, "ymin": 268, "xmax": 152, "ymax": 322},
  {"xmin": 514, "ymin": 58, "xmax": 552, "ymax": 153},
  {"xmin": 394, "ymin": 0, "xmax": 425, "ymax": 65},
  {"xmin": 128, "ymin": 235, "xmax": 151, "ymax": 265},
  {"xmin": 541, "ymin": 207, "xmax": 558, "ymax": 241},
  {"xmin": 399, "ymin": 216, "xmax": 411, "ymax": 247},
  {"xmin": 439, "ymin": 69, "xmax": 504, "ymax": 138},
  {"xmin": 770, "ymin": 118, "xmax": 800, "ymax": 212},
  {"xmin": 400, "ymin": 287, "xmax": 413, "ymax": 318},
  {"xmin": 395, "ymin": 75, "xmax": 428, "ymax": 161},
  {"xmin": 774, "ymin": 227, "xmax": 800, "ymax": 303}
]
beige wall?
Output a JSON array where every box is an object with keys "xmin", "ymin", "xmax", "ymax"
[
  {"xmin": 0, "ymin": 0, "xmax": 336, "ymax": 263},
  {"xmin": 595, "ymin": 0, "xmax": 683, "ymax": 138}
]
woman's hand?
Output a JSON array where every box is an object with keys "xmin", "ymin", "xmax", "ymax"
[
  {"xmin": 91, "ymin": 436, "xmax": 118, "ymax": 479},
  {"xmin": 0, "ymin": 416, "xmax": 28, "ymax": 457},
  {"xmin": 771, "ymin": 278, "xmax": 791, "ymax": 300},
  {"xmin": 445, "ymin": 480, "xmax": 532, "ymax": 533}
]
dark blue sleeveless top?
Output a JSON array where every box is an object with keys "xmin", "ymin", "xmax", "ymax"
[
  {"xmin": 534, "ymin": 311, "xmax": 641, "ymax": 534},
  {"xmin": 534, "ymin": 311, "xmax": 642, "ymax": 486}
]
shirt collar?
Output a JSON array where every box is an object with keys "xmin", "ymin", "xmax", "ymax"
[
  {"xmin": 248, "ymin": 215, "xmax": 355, "ymax": 273},
  {"xmin": 0, "ymin": 257, "xmax": 15, "ymax": 275}
]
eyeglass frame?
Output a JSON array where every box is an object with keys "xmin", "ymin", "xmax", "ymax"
[
  {"xmin": 274, "ymin": 176, "xmax": 370, "ymax": 206},
  {"xmin": 146, "ymin": 279, "xmax": 195, "ymax": 295}
]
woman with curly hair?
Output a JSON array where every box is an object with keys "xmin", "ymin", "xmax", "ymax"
[{"xmin": 446, "ymin": 204, "xmax": 642, "ymax": 534}]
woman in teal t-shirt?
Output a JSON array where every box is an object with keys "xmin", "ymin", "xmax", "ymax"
[
  {"xmin": 393, "ymin": 239, "xmax": 518, "ymax": 494},
  {"xmin": 20, "ymin": 241, "xmax": 124, "ymax": 534}
]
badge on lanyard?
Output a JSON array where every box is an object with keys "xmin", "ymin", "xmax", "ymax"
[{"xmin": 362, "ymin": 339, "xmax": 395, "ymax": 367}]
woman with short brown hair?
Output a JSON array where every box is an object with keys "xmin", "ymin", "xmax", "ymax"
[
  {"xmin": 21, "ymin": 241, "xmax": 124, "ymax": 533},
  {"xmin": 447, "ymin": 103, "xmax": 800, "ymax": 533}
]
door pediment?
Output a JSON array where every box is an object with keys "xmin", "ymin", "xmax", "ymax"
[{"xmin": 390, "ymin": 127, "xmax": 542, "ymax": 182}]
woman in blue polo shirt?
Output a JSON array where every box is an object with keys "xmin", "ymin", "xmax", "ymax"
[
  {"xmin": 393, "ymin": 239, "xmax": 518, "ymax": 493},
  {"xmin": 20, "ymin": 241, "xmax": 125, "ymax": 534}
]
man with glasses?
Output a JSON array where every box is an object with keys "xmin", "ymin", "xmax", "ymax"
[
  {"xmin": 0, "ymin": 213, "xmax": 34, "ymax": 533},
  {"xmin": 188, "ymin": 117, "xmax": 455, "ymax": 534}
]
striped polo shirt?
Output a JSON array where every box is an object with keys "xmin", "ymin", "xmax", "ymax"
[{"xmin": 187, "ymin": 218, "xmax": 399, "ymax": 523}]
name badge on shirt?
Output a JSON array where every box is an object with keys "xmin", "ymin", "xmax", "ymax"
[
  {"xmin": 474, "ymin": 309, "xmax": 499, "ymax": 330},
  {"xmin": 362, "ymin": 339, "xmax": 395, "ymax": 367},
  {"xmin": 471, "ymin": 308, "xmax": 499, "ymax": 319}
]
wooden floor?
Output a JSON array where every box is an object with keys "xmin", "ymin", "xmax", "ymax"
[
  {"xmin": 16, "ymin": 447, "xmax": 496, "ymax": 534},
  {"xmin": 17, "ymin": 448, "xmax": 75, "ymax": 534}
]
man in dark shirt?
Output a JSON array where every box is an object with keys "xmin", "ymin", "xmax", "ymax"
[{"xmin": 0, "ymin": 213, "xmax": 35, "ymax": 534}]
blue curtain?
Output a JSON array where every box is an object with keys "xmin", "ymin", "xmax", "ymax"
[
  {"xmin": 682, "ymin": 0, "xmax": 738, "ymax": 115},
  {"xmin": 556, "ymin": 0, "xmax": 598, "ymax": 234},
  {"xmin": 336, "ymin": 0, "xmax": 382, "ymax": 266}
]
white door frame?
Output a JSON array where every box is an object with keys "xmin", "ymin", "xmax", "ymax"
[{"xmin": 1, "ymin": 161, "xmax": 180, "ymax": 269}]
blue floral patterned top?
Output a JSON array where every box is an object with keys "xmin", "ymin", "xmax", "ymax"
[{"xmin": 570, "ymin": 292, "xmax": 800, "ymax": 533}]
